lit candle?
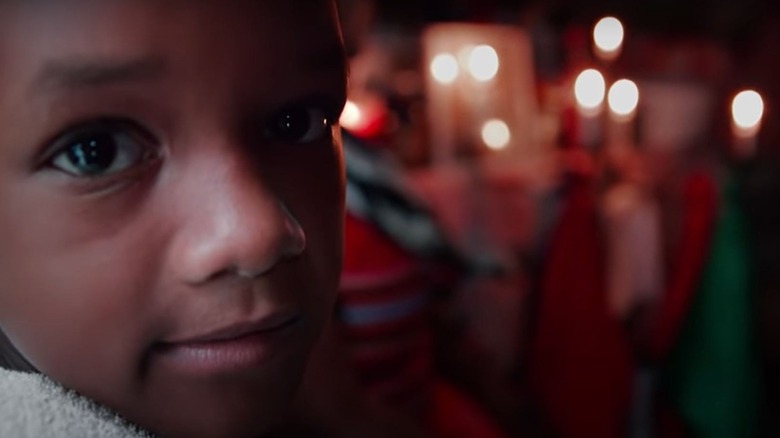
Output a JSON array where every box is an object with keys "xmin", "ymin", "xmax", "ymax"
[
  {"xmin": 431, "ymin": 53, "xmax": 460, "ymax": 85},
  {"xmin": 481, "ymin": 119, "xmax": 511, "ymax": 151},
  {"xmin": 574, "ymin": 68, "xmax": 606, "ymax": 149},
  {"xmin": 423, "ymin": 23, "xmax": 537, "ymax": 164},
  {"xmin": 465, "ymin": 44, "xmax": 502, "ymax": 152},
  {"xmin": 731, "ymin": 89, "xmax": 764, "ymax": 159},
  {"xmin": 593, "ymin": 16, "xmax": 625, "ymax": 62},
  {"xmin": 607, "ymin": 79, "xmax": 640, "ymax": 147},
  {"xmin": 466, "ymin": 45, "xmax": 500, "ymax": 82},
  {"xmin": 428, "ymin": 52, "xmax": 460, "ymax": 164}
]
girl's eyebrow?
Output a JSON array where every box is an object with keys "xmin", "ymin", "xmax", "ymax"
[{"xmin": 30, "ymin": 56, "xmax": 167, "ymax": 95}]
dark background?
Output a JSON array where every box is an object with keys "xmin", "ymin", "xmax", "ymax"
[{"xmin": 377, "ymin": 0, "xmax": 767, "ymax": 42}]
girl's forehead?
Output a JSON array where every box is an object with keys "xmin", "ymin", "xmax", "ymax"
[
  {"xmin": 0, "ymin": 1, "xmax": 345, "ymax": 93},
  {"xmin": 0, "ymin": 1, "xmax": 340, "ymax": 55}
]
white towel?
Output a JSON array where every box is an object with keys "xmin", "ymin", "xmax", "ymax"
[{"xmin": 0, "ymin": 368, "xmax": 152, "ymax": 438}]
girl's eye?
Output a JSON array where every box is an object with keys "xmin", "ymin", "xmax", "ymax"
[
  {"xmin": 48, "ymin": 122, "xmax": 156, "ymax": 177},
  {"xmin": 265, "ymin": 106, "xmax": 333, "ymax": 144}
]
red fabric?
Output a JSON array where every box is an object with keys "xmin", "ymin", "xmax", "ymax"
[
  {"xmin": 560, "ymin": 106, "xmax": 580, "ymax": 150},
  {"xmin": 528, "ymin": 177, "xmax": 634, "ymax": 438},
  {"xmin": 430, "ymin": 379, "xmax": 506, "ymax": 438},
  {"xmin": 648, "ymin": 172, "xmax": 718, "ymax": 360},
  {"xmin": 341, "ymin": 214, "xmax": 504, "ymax": 434},
  {"xmin": 339, "ymin": 213, "xmax": 433, "ymax": 413},
  {"xmin": 342, "ymin": 213, "xmax": 415, "ymax": 275}
]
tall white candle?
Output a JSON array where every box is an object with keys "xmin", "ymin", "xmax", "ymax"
[
  {"xmin": 593, "ymin": 16, "xmax": 625, "ymax": 62},
  {"xmin": 607, "ymin": 79, "xmax": 640, "ymax": 148},
  {"xmin": 574, "ymin": 68, "xmax": 606, "ymax": 149},
  {"xmin": 731, "ymin": 89, "xmax": 764, "ymax": 159}
]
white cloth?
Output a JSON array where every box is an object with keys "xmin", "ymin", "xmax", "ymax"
[
  {"xmin": 603, "ymin": 183, "xmax": 664, "ymax": 319},
  {"xmin": 0, "ymin": 368, "xmax": 151, "ymax": 438}
]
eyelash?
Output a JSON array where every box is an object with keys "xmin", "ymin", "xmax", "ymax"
[
  {"xmin": 42, "ymin": 118, "xmax": 161, "ymax": 179},
  {"xmin": 261, "ymin": 101, "xmax": 339, "ymax": 145},
  {"xmin": 40, "ymin": 100, "xmax": 339, "ymax": 182}
]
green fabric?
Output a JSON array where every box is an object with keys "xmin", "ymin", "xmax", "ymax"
[{"xmin": 664, "ymin": 177, "xmax": 758, "ymax": 437}]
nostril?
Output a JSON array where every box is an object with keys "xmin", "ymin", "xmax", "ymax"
[
  {"xmin": 234, "ymin": 267, "xmax": 269, "ymax": 280},
  {"xmin": 229, "ymin": 203, "xmax": 306, "ymax": 280},
  {"xmin": 232, "ymin": 233, "xmax": 305, "ymax": 280},
  {"xmin": 282, "ymin": 206, "xmax": 307, "ymax": 259}
]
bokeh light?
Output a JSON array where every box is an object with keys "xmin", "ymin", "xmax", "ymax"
[
  {"xmin": 340, "ymin": 100, "xmax": 363, "ymax": 130},
  {"xmin": 468, "ymin": 45, "xmax": 500, "ymax": 82},
  {"xmin": 574, "ymin": 68, "xmax": 606, "ymax": 111},
  {"xmin": 732, "ymin": 90, "xmax": 765, "ymax": 130},
  {"xmin": 430, "ymin": 53, "xmax": 459, "ymax": 84},
  {"xmin": 608, "ymin": 79, "xmax": 640, "ymax": 117},
  {"xmin": 593, "ymin": 17, "xmax": 625, "ymax": 55},
  {"xmin": 481, "ymin": 119, "xmax": 511, "ymax": 150}
]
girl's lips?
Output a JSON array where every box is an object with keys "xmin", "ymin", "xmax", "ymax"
[
  {"xmin": 154, "ymin": 313, "xmax": 300, "ymax": 376},
  {"xmin": 166, "ymin": 312, "xmax": 299, "ymax": 344}
]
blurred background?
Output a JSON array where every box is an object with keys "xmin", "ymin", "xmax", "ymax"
[{"xmin": 294, "ymin": 1, "xmax": 780, "ymax": 436}]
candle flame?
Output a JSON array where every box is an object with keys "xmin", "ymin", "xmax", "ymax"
[
  {"xmin": 608, "ymin": 79, "xmax": 640, "ymax": 118},
  {"xmin": 430, "ymin": 53, "xmax": 459, "ymax": 84},
  {"xmin": 481, "ymin": 119, "xmax": 511, "ymax": 150},
  {"xmin": 593, "ymin": 16, "xmax": 625, "ymax": 59},
  {"xmin": 575, "ymin": 69, "xmax": 606, "ymax": 112},
  {"xmin": 468, "ymin": 45, "xmax": 500, "ymax": 82},
  {"xmin": 731, "ymin": 90, "xmax": 764, "ymax": 131}
]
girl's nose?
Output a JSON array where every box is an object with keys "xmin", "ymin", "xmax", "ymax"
[{"xmin": 168, "ymin": 148, "xmax": 306, "ymax": 285}]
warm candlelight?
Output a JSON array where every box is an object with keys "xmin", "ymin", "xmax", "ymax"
[
  {"xmin": 423, "ymin": 23, "xmax": 538, "ymax": 164},
  {"xmin": 731, "ymin": 89, "xmax": 764, "ymax": 158},
  {"xmin": 593, "ymin": 16, "xmax": 625, "ymax": 61},
  {"xmin": 575, "ymin": 68, "xmax": 607, "ymax": 115},
  {"xmin": 608, "ymin": 79, "xmax": 640, "ymax": 120},
  {"xmin": 467, "ymin": 45, "xmax": 500, "ymax": 82},
  {"xmin": 430, "ymin": 53, "xmax": 460, "ymax": 85},
  {"xmin": 731, "ymin": 90, "xmax": 764, "ymax": 137},
  {"xmin": 607, "ymin": 79, "xmax": 639, "ymax": 148},
  {"xmin": 481, "ymin": 119, "xmax": 511, "ymax": 150},
  {"xmin": 574, "ymin": 68, "xmax": 606, "ymax": 149}
]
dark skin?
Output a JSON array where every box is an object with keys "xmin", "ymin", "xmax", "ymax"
[{"xmin": 0, "ymin": 1, "xmax": 347, "ymax": 437}]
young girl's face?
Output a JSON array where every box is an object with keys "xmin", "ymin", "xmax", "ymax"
[{"xmin": 0, "ymin": 1, "xmax": 346, "ymax": 436}]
